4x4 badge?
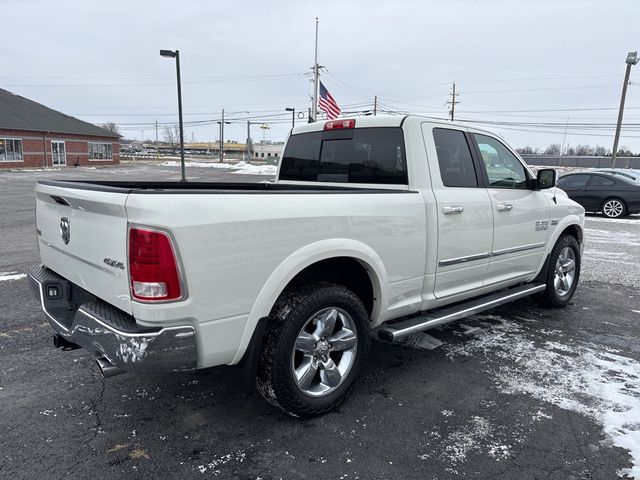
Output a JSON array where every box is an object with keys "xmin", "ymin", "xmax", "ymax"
[{"xmin": 60, "ymin": 217, "xmax": 70, "ymax": 244}]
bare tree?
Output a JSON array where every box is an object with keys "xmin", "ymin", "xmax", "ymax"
[
  {"xmin": 515, "ymin": 146, "xmax": 536, "ymax": 155},
  {"xmin": 98, "ymin": 122, "xmax": 120, "ymax": 136},
  {"xmin": 163, "ymin": 126, "xmax": 180, "ymax": 154},
  {"xmin": 544, "ymin": 144, "xmax": 561, "ymax": 156}
]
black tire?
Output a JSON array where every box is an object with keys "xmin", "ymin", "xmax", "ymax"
[
  {"xmin": 256, "ymin": 282, "xmax": 369, "ymax": 418},
  {"xmin": 601, "ymin": 197, "xmax": 627, "ymax": 218},
  {"xmin": 540, "ymin": 234, "xmax": 581, "ymax": 307}
]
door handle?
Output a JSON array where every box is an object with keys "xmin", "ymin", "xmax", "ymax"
[
  {"xmin": 497, "ymin": 203, "xmax": 513, "ymax": 212},
  {"xmin": 443, "ymin": 206, "xmax": 464, "ymax": 215}
]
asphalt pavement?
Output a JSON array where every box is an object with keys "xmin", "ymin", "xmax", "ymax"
[{"xmin": 1, "ymin": 164, "xmax": 639, "ymax": 480}]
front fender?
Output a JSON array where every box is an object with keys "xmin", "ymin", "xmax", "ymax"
[{"xmin": 230, "ymin": 238, "xmax": 389, "ymax": 364}]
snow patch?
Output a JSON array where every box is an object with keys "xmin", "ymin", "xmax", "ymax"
[
  {"xmin": 161, "ymin": 160, "xmax": 277, "ymax": 175},
  {"xmin": 0, "ymin": 272, "xmax": 26, "ymax": 282},
  {"xmin": 446, "ymin": 317, "xmax": 640, "ymax": 478}
]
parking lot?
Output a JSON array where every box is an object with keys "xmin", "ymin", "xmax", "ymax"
[{"xmin": 1, "ymin": 164, "xmax": 639, "ymax": 479}]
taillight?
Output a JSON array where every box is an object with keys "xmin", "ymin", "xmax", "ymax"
[
  {"xmin": 324, "ymin": 119, "xmax": 355, "ymax": 130},
  {"xmin": 128, "ymin": 227, "xmax": 183, "ymax": 301}
]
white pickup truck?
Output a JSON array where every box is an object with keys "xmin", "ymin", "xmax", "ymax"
[{"xmin": 29, "ymin": 115, "xmax": 585, "ymax": 417}]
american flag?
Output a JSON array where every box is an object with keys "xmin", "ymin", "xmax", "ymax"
[{"xmin": 318, "ymin": 81, "xmax": 341, "ymax": 119}]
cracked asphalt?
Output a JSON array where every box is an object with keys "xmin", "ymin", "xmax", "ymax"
[{"xmin": 1, "ymin": 164, "xmax": 639, "ymax": 479}]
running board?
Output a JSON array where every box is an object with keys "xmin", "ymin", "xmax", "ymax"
[{"xmin": 377, "ymin": 283, "xmax": 546, "ymax": 342}]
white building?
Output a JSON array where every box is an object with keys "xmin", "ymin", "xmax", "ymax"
[{"xmin": 252, "ymin": 142, "xmax": 284, "ymax": 160}]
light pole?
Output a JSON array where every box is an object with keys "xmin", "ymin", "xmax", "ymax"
[
  {"xmin": 285, "ymin": 107, "xmax": 295, "ymax": 129},
  {"xmin": 612, "ymin": 51, "xmax": 638, "ymax": 167},
  {"xmin": 160, "ymin": 49, "xmax": 186, "ymax": 181}
]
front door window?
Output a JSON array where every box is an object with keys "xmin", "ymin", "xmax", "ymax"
[{"xmin": 51, "ymin": 141, "xmax": 66, "ymax": 166}]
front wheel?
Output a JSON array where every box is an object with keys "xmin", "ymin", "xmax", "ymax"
[
  {"xmin": 540, "ymin": 234, "xmax": 581, "ymax": 307},
  {"xmin": 256, "ymin": 282, "xmax": 370, "ymax": 417}
]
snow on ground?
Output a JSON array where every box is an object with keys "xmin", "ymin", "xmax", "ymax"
[
  {"xmin": 0, "ymin": 272, "xmax": 26, "ymax": 282},
  {"xmin": 446, "ymin": 315, "xmax": 640, "ymax": 478},
  {"xmin": 161, "ymin": 160, "xmax": 277, "ymax": 176}
]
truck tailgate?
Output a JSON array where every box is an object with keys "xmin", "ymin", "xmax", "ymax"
[{"xmin": 35, "ymin": 183, "xmax": 132, "ymax": 314}]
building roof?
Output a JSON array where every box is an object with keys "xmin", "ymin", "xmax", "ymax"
[{"xmin": 0, "ymin": 88, "xmax": 118, "ymax": 138}]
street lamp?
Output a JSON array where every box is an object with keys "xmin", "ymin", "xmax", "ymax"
[
  {"xmin": 612, "ymin": 51, "xmax": 638, "ymax": 167},
  {"xmin": 160, "ymin": 49, "xmax": 186, "ymax": 181},
  {"xmin": 285, "ymin": 107, "xmax": 295, "ymax": 129}
]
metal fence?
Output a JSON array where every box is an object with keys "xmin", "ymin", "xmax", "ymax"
[{"xmin": 520, "ymin": 155, "xmax": 640, "ymax": 169}]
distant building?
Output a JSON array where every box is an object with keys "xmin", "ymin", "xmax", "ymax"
[
  {"xmin": 0, "ymin": 88, "xmax": 120, "ymax": 169},
  {"xmin": 252, "ymin": 142, "xmax": 284, "ymax": 160}
]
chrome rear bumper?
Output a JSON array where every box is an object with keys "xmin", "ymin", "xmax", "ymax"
[{"xmin": 28, "ymin": 265, "xmax": 197, "ymax": 374}]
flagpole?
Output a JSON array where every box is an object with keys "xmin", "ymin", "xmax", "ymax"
[{"xmin": 311, "ymin": 17, "xmax": 319, "ymax": 123}]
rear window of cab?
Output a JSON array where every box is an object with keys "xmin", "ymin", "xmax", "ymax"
[{"xmin": 279, "ymin": 127, "xmax": 408, "ymax": 185}]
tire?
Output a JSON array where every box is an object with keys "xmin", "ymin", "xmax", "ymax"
[
  {"xmin": 540, "ymin": 234, "xmax": 581, "ymax": 307},
  {"xmin": 256, "ymin": 282, "xmax": 370, "ymax": 417},
  {"xmin": 601, "ymin": 198, "xmax": 627, "ymax": 218}
]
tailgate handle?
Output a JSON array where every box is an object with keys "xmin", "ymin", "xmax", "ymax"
[{"xmin": 50, "ymin": 195, "xmax": 70, "ymax": 206}]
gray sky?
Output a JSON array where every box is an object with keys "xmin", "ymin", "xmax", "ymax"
[{"xmin": 3, "ymin": 0, "xmax": 640, "ymax": 152}]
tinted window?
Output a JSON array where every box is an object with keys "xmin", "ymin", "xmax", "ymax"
[
  {"xmin": 432, "ymin": 128, "xmax": 478, "ymax": 187},
  {"xmin": 279, "ymin": 128, "xmax": 407, "ymax": 184},
  {"xmin": 473, "ymin": 134, "xmax": 528, "ymax": 188},
  {"xmin": 557, "ymin": 174, "xmax": 589, "ymax": 189},
  {"xmin": 279, "ymin": 131, "xmax": 322, "ymax": 181},
  {"xmin": 589, "ymin": 175, "xmax": 615, "ymax": 187}
]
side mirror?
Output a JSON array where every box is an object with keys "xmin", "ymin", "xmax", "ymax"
[{"xmin": 535, "ymin": 169, "xmax": 556, "ymax": 190}]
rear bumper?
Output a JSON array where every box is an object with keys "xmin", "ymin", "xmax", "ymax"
[{"xmin": 28, "ymin": 265, "xmax": 197, "ymax": 373}]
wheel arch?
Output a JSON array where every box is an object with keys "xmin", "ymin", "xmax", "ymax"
[{"xmin": 231, "ymin": 239, "xmax": 388, "ymax": 365}]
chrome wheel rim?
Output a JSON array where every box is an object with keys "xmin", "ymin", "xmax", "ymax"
[
  {"xmin": 554, "ymin": 247, "xmax": 576, "ymax": 297},
  {"xmin": 603, "ymin": 200, "xmax": 624, "ymax": 218},
  {"xmin": 291, "ymin": 307, "xmax": 358, "ymax": 397}
]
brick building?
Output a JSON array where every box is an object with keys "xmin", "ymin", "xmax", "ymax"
[{"xmin": 0, "ymin": 88, "xmax": 120, "ymax": 169}]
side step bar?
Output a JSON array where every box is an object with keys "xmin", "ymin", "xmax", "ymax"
[{"xmin": 378, "ymin": 283, "xmax": 546, "ymax": 342}]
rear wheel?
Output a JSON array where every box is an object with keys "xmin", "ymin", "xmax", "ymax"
[
  {"xmin": 540, "ymin": 234, "xmax": 581, "ymax": 307},
  {"xmin": 256, "ymin": 282, "xmax": 369, "ymax": 417},
  {"xmin": 601, "ymin": 198, "xmax": 626, "ymax": 218}
]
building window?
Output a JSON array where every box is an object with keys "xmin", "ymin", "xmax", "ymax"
[
  {"xmin": 0, "ymin": 138, "xmax": 23, "ymax": 162},
  {"xmin": 88, "ymin": 142, "xmax": 113, "ymax": 160},
  {"xmin": 267, "ymin": 153, "xmax": 271, "ymax": 157}
]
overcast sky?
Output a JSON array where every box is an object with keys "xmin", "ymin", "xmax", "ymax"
[{"xmin": 3, "ymin": 0, "xmax": 639, "ymax": 152}]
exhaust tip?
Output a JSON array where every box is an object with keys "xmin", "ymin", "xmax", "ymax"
[{"xmin": 96, "ymin": 356, "xmax": 125, "ymax": 378}]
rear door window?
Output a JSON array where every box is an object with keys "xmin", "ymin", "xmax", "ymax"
[
  {"xmin": 432, "ymin": 128, "xmax": 478, "ymax": 187},
  {"xmin": 279, "ymin": 127, "xmax": 408, "ymax": 185},
  {"xmin": 557, "ymin": 174, "xmax": 589, "ymax": 190}
]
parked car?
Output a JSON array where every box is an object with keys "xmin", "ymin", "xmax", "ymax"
[
  {"xmin": 557, "ymin": 171, "xmax": 640, "ymax": 218},
  {"xmin": 28, "ymin": 116, "xmax": 585, "ymax": 417}
]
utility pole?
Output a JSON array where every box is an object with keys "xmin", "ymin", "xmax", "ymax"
[
  {"xmin": 311, "ymin": 17, "xmax": 320, "ymax": 123},
  {"xmin": 155, "ymin": 120, "xmax": 158, "ymax": 161},
  {"xmin": 560, "ymin": 117, "xmax": 569, "ymax": 156},
  {"xmin": 217, "ymin": 109, "xmax": 230, "ymax": 163},
  {"xmin": 612, "ymin": 51, "xmax": 638, "ymax": 167},
  {"xmin": 374, "ymin": 96, "xmax": 377, "ymax": 116},
  {"xmin": 220, "ymin": 108, "xmax": 224, "ymax": 163},
  {"xmin": 446, "ymin": 82, "xmax": 459, "ymax": 121},
  {"xmin": 246, "ymin": 121, "xmax": 253, "ymax": 160}
]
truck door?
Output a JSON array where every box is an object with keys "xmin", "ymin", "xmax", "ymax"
[
  {"xmin": 425, "ymin": 126, "xmax": 494, "ymax": 299},
  {"xmin": 469, "ymin": 133, "xmax": 551, "ymax": 285}
]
